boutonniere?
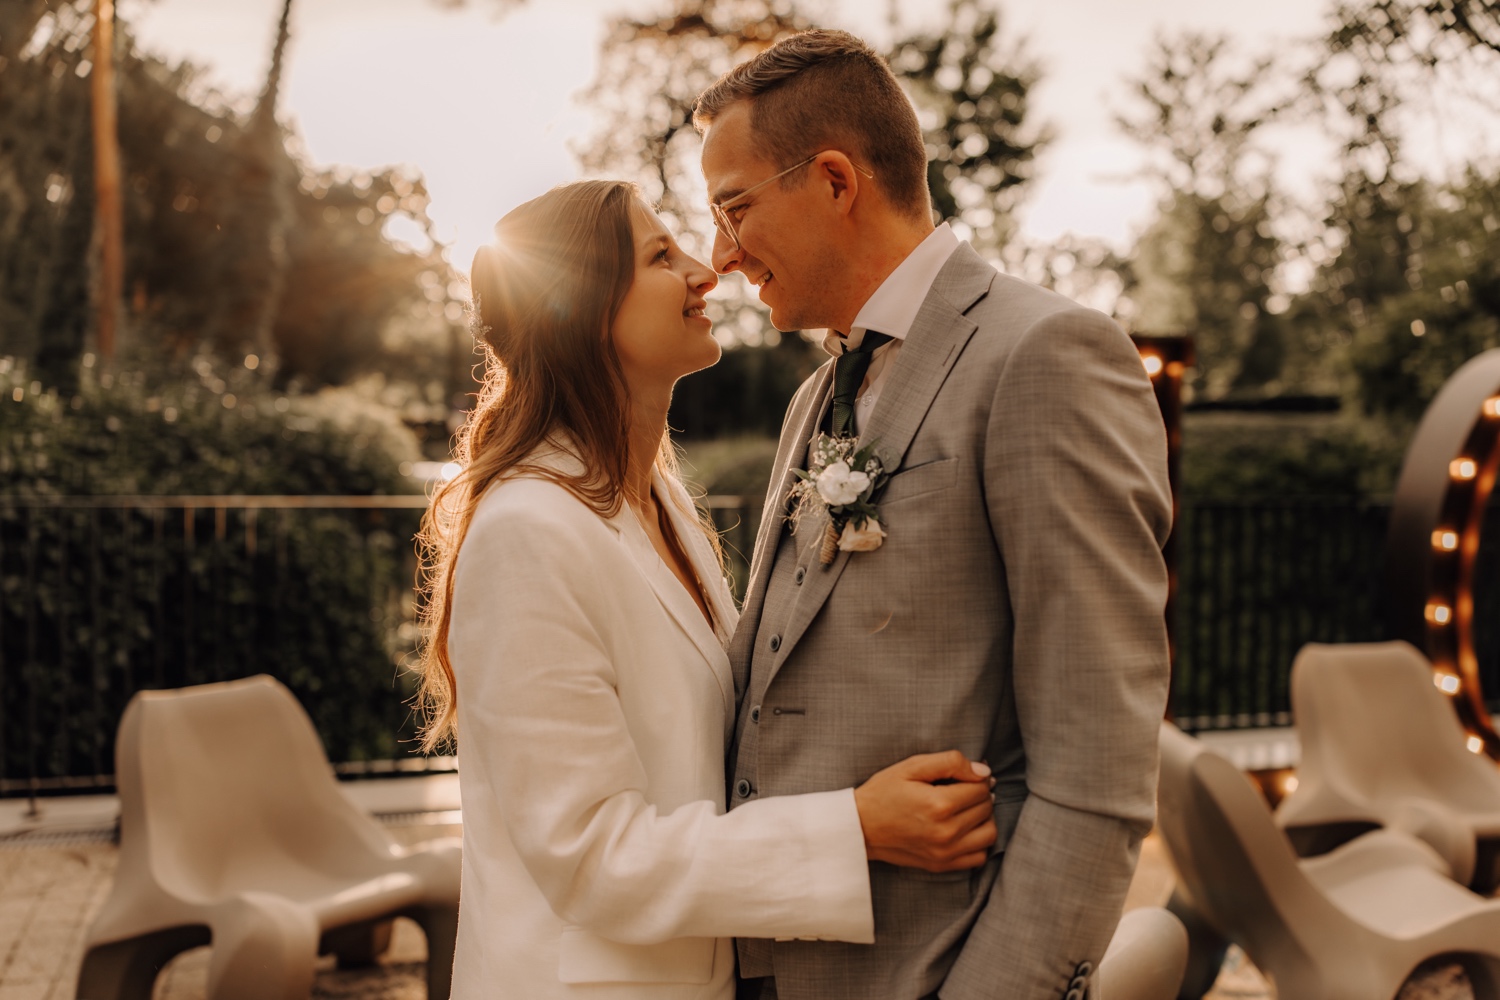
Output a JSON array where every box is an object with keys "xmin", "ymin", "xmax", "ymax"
[{"xmin": 789, "ymin": 433, "xmax": 888, "ymax": 565}]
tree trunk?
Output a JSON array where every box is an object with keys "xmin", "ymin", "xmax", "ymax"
[{"xmin": 91, "ymin": 0, "xmax": 123, "ymax": 361}]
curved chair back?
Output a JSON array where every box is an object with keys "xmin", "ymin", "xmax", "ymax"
[
  {"xmin": 115, "ymin": 675, "xmax": 395, "ymax": 903},
  {"xmin": 1280, "ymin": 641, "xmax": 1500, "ymax": 833},
  {"xmin": 1156, "ymin": 724, "xmax": 1351, "ymax": 985}
]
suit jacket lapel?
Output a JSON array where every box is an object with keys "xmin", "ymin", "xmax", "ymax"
[
  {"xmin": 765, "ymin": 244, "xmax": 997, "ymax": 677},
  {"xmin": 728, "ymin": 362, "xmax": 834, "ymax": 698},
  {"xmin": 609, "ymin": 471, "xmax": 735, "ymax": 722}
]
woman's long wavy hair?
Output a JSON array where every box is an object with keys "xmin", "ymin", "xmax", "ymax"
[{"xmin": 413, "ymin": 180, "xmax": 720, "ymax": 751}]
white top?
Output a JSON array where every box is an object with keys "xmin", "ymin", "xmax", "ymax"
[
  {"xmin": 820, "ymin": 222, "xmax": 961, "ymax": 435},
  {"xmin": 448, "ymin": 442, "xmax": 873, "ymax": 999}
]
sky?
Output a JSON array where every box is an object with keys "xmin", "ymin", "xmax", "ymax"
[{"xmin": 123, "ymin": 0, "xmax": 1381, "ymax": 276}]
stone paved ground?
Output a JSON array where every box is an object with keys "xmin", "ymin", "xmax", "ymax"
[
  {"xmin": 0, "ymin": 823, "xmax": 455, "ymax": 1000},
  {"xmin": 0, "ymin": 827, "xmax": 1473, "ymax": 999}
]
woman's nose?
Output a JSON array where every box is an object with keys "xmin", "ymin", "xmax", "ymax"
[{"xmin": 690, "ymin": 257, "xmax": 719, "ymax": 293}]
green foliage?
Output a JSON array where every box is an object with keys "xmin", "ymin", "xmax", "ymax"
[
  {"xmin": 668, "ymin": 333, "xmax": 824, "ymax": 440},
  {"xmin": 1114, "ymin": 33, "xmax": 1304, "ymax": 398},
  {"xmin": 0, "ymin": 354, "xmax": 422, "ymax": 496},
  {"xmin": 679, "ymin": 434, "xmax": 779, "ymax": 496},
  {"xmin": 1115, "ymin": 33, "xmax": 1288, "ymax": 201},
  {"xmin": 1312, "ymin": 1, "xmax": 1500, "ymax": 175},
  {"xmin": 0, "ymin": 356, "xmax": 428, "ymax": 783},
  {"xmin": 889, "ymin": 0, "xmax": 1047, "ymax": 251},
  {"xmin": 1128, "ymin": 190, "xmax": 1285, "ymax": 395},
  {"xmin": 1180, "ymin": 411, "xmax": 1406, "ymax": 500},
  {"xmin": 1318, "ymin": 171, "xmax": 1500, "ymax": 423},
  {"xmin": 0, "ymin": 497, "xmax": 427, "ymax": 782},
  {"xmin": 0, "ymin": 2, "xmax": 476, "ymax": 402}
]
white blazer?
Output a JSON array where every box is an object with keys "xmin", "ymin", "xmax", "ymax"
[{"xmin": 448, "ymin": 443, "xmax": 873, "ymax": 999}]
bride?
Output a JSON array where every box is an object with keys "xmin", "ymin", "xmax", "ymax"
[{"xmin": 415, "ymin": 180, "xmax": 997, "ymax": 999}]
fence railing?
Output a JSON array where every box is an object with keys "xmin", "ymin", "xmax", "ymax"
[
  {"xmin": 1173, "ymin": 499, "xmax": 1500, "ymax": 731},
  {"xmin": 8, "ymin": 492, "xmax": 1497, "ymax": 796},
  {"xmin": 0, "ymin": 495, "xmax": 434, "ymax": 799}
]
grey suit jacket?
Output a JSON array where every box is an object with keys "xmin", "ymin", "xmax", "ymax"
[{"xmin": 727, "ymin": 243, "xmax": 1172, "ymax": 1000}]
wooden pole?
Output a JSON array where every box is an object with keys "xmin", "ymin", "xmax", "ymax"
[{"xmin": 91, "ymin": 0, "xmax": 123, "ymax": 361}]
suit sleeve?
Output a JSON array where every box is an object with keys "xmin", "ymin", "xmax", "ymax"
[
  {"xmin": 942, "ymin": 309, "xmax": 1172, "ymax": 1000},
  {"xmin": 449, "ymin": 494, "xmax": 874, "ymax": 946}
]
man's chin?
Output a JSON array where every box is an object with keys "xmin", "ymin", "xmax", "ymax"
[{"xmin": 766, "ymin": 306, "xmax": 810, "ymax": 334}]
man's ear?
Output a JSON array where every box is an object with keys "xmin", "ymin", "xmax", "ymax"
[{"xmin": 812, "ymin": 151, "xmax": 863, "ymax": 217}]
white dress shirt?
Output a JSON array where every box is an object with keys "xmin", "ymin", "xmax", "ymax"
[{"xmin": 820, "ymin": 222, "xmax": 961, "ymax": 436}]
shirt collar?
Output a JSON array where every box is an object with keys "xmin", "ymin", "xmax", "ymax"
[{"xmin": 822, "ymin": 223, "xmax": 961, "ymax": 357}]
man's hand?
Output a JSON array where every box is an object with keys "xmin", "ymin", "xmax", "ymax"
[{"xmin": 853, "ymin": 750, "xmax": 998, "ymax": 872}]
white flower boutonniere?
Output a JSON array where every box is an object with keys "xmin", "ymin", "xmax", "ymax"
[{"xmin": 789, "ymin": 434, "xmax": 888, "ymax": 565}]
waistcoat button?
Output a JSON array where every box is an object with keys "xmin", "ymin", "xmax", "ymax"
[
  {"xmin": 750, "ymin": 705, "xmax": 761, "ymax": 723},
  {"xmin": 794, "ymin": 567, "xmax": 806, "ymax": 585},
  {"xmin": 735, "ymin": 779, "xmax": 753, "ymax": 798},
  {"xmin": 769, "ymin": 634, "xmax": 781, "ymax": 652}
]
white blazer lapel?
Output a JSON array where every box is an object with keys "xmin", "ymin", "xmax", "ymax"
[{"xmin": 612, "ymin": 471, "xmax": 735, "ymax": 720}]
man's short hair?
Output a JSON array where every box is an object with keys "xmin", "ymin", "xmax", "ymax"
[{"xmin": 693, "ymin": 29, "xmax": 929, "ymax": 219}]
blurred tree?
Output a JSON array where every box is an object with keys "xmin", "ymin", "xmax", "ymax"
[
  {"xmin": 215, "ymin": 0, "xmax": 294, "ymax": 371},
  {"xmin": 575, "ymin": 0, "xmax": 1045, "ymax": 437},
  {"xmin": 577, "ymin": 0, "xmax": 817, "ymax": 245},
  {"xmin": 1312, "ymin": 0, "xmax": 1500, "ymax": 181},
  {"xmin": 578, "ymin": 0, "xmax": 1044, "ymax": 259},
  {"xmin": 575, "ymin": 1, "xmax": 827, "ymax": 439},
  {"xmin": 90, "ymin": 0, "xmax": 123, "ymax": 361},
  {"xmin": 0, "ymin": 2, "xmax": 97, "ymax": 388},
  {"xmin": 889, "ymin": 0, "xmax": 1047, "ymax": 251},
  {"xmin": 1315, "ymin": 171, "xmax": 1500, "ymax": 422},
  {"xmin": 1295, "ymin": 0, "xmax": 1500, "ymax": 422},
  {"xmin": 1114, "ymin": 33, "xmax": 1297, "ymax": 397},
  {"xmin": 0, "ymin": 1, "xmax": 474, "ymax": 409}
]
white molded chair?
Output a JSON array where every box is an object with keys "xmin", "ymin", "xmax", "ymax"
[
  {"xmin": 76, "ymin": 675, "xmax": 460, "ymax": 1000},
  {"xmin": 1277, "ymin": 640, "xmax": 1500, "ymax": 887},
  {"xmin": 1095, "ymin": 906, "xmax": 1189, "ymax": 1000},
  {"xmin": 1158, "ymin": 721, "xmax": 1500, "ymax": 1000}
]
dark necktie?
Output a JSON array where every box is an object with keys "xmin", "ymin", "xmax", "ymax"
[{"xmin": 829, "ymin": 331, "xmax": 893, "ymax": 437}]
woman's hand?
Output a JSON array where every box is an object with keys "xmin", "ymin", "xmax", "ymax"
[{"xmin": 853, "ymin": 750, "xmax": 998, "ymax": 873}]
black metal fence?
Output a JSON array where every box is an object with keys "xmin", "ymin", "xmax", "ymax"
[
  {"xmin": 1171, "ymin": 501, "xmax": 1388, "ymax": 730},
  {"xmin": 0, "ymin": 496, "xmax": 432, "ymax": 798},
  {"xmin": 8, "ymin": 492, "xmax": 1498, "ymax": 795},
  {"xmin": 1172, "ymin": 499, "xmax": 1500, "ymax": 730}
]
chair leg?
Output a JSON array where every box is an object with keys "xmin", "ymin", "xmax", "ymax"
[
  {"xmin": 76, "ymin": 926, "xmax": 211, "ymax": 1000},
  {"xmin": 1166, "ymin": 890, "xmax": 1230, "ymax": 1000},
  {"xmin": 1460, "ymin": 954, "xmax": 1500, "ymax": 1000},
  {"xmin": 320, "ymin": 918, "xmax": 394, "ymax": 968},
  {"xmin": 206, "ymin": 894, "xmax": 320, "ymax": 1000},
  {"xmin": 411, "ymin": 903, "xmax": 458, "ymax": 1000}
]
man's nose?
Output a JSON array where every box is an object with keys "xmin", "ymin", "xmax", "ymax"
[{"xmin": 711, "ymin": 228, "xmax": 743, "ymax": 275}]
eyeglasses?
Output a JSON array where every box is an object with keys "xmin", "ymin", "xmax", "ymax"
[{"xmin": 709, "ymin": 151, "xmax": 875, "ymax": 252}]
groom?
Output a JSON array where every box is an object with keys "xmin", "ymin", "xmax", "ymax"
[{"xmin": 695, "ymin": 29, "xmax": 1172, "ymax": 1000}]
